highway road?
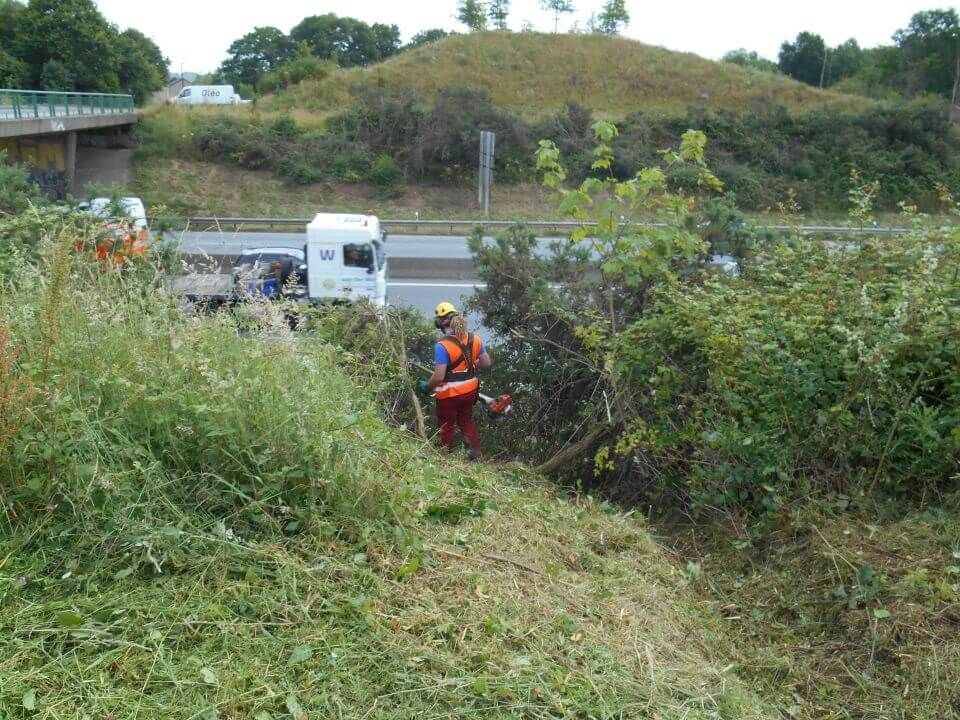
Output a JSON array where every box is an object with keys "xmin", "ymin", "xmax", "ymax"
[
  {"xmin": 172, "ymin": 230, "xmax": 555, "ymax": 260},
  {"xmin": 388, "ymin": 280, "xmax": 485, "ymax": 330}
]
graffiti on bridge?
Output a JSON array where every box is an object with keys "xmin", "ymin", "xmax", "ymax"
[{"xmin": 0, "ymin": 136, "xmax": 68, "ymax": 198}]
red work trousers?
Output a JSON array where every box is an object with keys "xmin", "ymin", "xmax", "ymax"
[{"xmin": 436, "ymin": 390, "xmax": 481, "ymax": 455}]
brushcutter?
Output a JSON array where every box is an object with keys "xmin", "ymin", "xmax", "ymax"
[
  {"xmin": 478, "ymin": 392, "xmax": 513, "ymax": 418},
  {"xmin": 412, "ymin": 361, "xmax": 512, "ymax": 419}
]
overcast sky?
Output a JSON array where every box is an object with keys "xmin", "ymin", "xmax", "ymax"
[{"xmin": 94, "ymin": 0, "xmax": 950, "ymax": 74}]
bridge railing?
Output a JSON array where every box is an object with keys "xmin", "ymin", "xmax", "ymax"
[{"xmin": 0, "ymin": 89, "xmax": 135, "ymax": 120}]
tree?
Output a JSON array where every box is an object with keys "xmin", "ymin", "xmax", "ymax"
[
  {"xmin": 596, "ymin": 0, "xmax": 629, "ymax": 35},
  {"xmin": 540, "ymin": 0, "xmax": 575, "ymax": 33},
  {"xmin": 39, "ymin": 59, "xmax": 72, "ymax": 90},
  {"xmin": 405, "ymin": 28, "xmax": 450, "ymax": 50},
  {"xmin": 218, "ymin": 26, "xmax": 293, "ymax": 89},
  {"xmin": 894, "ymin": 9, "xmax": 960, "ymax": 98},
  {"xmin": 457, "ymin": 0, "xmax": 487, "ymax": 31},
  {"xmin": 115, "ymin": 29, "xmax": 168, "ymax": 103},
  {"xmin": 488, "ymin": 0, "xmax": 510, "ymax": 30},
  {"xmin": 778, "ymin": 31, "xmax": 827, "ymax": 87},
  {"xmin": 833, "ymin": 45, "xmax": 904, "ymax": 100},
  {"xmin": 14, "ymin": 0, "xmax": 120, "ymax": 92},
  {"xmin": 826, "ymin": 38, "xmax": 862, "ymax": 86},
  {"xmin": 290, "ymin": 14, "xmax": 400, "ymax": 68},
  {"xmin": 0, "ymin": 49, "xmax": 27, "ymax": 87},
  {"xmin": 0, "ymin": 0, "xmax": 23, "ymax": 46},
  {"xmin": 370, "ymin": 23, "xmax": 402, "ymax": 62},
  {"xmin": 722, "ymin": 49, "xmax": 778, "ymax": 73}
]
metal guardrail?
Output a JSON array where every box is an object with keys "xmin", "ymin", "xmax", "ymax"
[
  {"xmin": 172, "ymin": 217, "xmax": 918, "ymax": 237},
  {"xmin": 0, "ymin": 88, "xmax": 135, "ymax": 120}
]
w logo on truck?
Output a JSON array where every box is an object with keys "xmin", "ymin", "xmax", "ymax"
[{"xmin": 319, "ymin": 249, "xmax": 336, "ymax": 261}]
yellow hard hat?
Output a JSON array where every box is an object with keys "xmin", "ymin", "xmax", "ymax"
[{"xmin": 434, "ymin": 301, "xmax": 458, "ymax": 319}]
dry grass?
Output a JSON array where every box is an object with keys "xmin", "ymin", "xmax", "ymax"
[
  {"xmin": 133, "ymin": 158, "xmax": 553, "ymax": 220},
  {"xmin": 669, "ymin": 499, "xmax": 960, "ymax": 720},
  {"xmin": 133, "ymin": 158, "xmax": 944, "ymax": 227},
  {"xmin": 261, "ymin": 31, "xmax": 874, "ymax": 120}
]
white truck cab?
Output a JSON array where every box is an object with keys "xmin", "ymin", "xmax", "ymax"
[{"xmin": 305, "ymin": 213, "xmax": 387, "ymax": 306}]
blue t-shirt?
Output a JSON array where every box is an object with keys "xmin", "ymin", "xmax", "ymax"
[{"xmin": 435, "ymin": 334, "xmax": 485, "ymax": 365}]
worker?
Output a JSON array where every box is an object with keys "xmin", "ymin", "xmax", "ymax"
[{"xmin": 418, "ymin": 302, "xmax": 492, "ymax": 460}]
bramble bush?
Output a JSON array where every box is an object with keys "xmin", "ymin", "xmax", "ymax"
[{"xmin": 469, "ymin": 123, "xmax": 960, "ymax": 511}]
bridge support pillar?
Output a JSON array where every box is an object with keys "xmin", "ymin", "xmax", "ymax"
[{"xmin": 65, "ymin": 131, "xmax": 77, "ymax": 195}]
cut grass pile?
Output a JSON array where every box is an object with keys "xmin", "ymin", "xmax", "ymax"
[
  {"xmin": 262, "ymin": 32, "xmax": 873, "ymax": 119},
  {"xmin": 0, "ymin": 227, "xmax": 775, "ymax": 718}
]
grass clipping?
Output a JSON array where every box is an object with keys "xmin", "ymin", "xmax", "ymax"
[{"xmin": 0, "ymin": 231, "xmax": 772, "ymax": 718}]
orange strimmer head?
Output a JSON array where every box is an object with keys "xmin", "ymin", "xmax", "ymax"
[{"xmin": 487, "ymin": 393, "xmax": 513, "ymax": 417}]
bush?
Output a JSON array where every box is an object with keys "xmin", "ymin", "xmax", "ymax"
[
  {"xmin": 470, "ymin": 126, "xmax": 960, "ymax": 513},
  {"xmin": 258, "ymin": 54, "xmax": 334, "ymax": 93},
  {"xmin": 619, "ymin": 234, "xmax": 959, "ymax": 508},
  {"xmin": 0, "ymin": 153, "xmax": 41, "ymax": 216},
  {"xmin": 368, "ymin": 153, "xmax": 402, "ymax": 190}
]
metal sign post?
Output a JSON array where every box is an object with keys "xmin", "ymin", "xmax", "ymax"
[{"xmin": 478, "ymin": 130, "xmax": 495, "ymax": 217}]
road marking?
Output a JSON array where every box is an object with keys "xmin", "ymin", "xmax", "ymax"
[{"xmin": 389, "ymin": 282, "xmax": 486, "ymax": 288}]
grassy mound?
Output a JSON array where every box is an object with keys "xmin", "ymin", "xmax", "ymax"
[
  {"xmin": 263, "ymin": 31, "xmax": 873, "ymax": 118},
  {"xmin": 0, "ymin": 224, "xmax": 775, "ymax": 718}
]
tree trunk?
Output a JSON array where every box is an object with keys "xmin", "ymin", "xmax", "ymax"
[{"xmin": 534, "ymin": 425, "xmax": 608, "ymax": 476}]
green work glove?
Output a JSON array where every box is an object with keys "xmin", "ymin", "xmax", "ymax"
[{"xmin": 417, "ymin": 379, "xmax": 430, "ymax": 396}]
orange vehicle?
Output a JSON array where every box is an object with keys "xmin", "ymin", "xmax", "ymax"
[
  {"xmin": 95, "ymin": 220, "xmax": 148, "ymax": 263},
  {"xmin": 81, "ymin": 197, "xmax": 150, "ymax": 264}
]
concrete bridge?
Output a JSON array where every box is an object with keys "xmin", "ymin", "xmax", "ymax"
[{"xmin": 1, "ymin": 89, "xmax": 138, "ymax": 198}]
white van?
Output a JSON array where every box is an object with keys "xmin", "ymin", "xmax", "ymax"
[
  {"xmin": 174, "ymin": 85, "xmax": 243, "ymax": 105},
  {"xmin": 305, "ymin": 213, "xmax": 387, "ymax": 306}
]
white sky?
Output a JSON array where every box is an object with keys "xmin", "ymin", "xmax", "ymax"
[{"xmin": 95, "ymin": 0, "xmax": 952, "ymax": 74}]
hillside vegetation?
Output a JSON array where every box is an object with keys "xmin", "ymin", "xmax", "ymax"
[
  {"xmin": 261, "ymin": 31, "xmax": 873, "ymax": 118},
  {"xmin": 129, "ymin": 34, "xmax": 956, "ymax": 216},
  {"xmin": 0, "ymin": 210, "xmax": 775, "ymax": 719},
  {"xmin": 4, "ymin": 119, "xmax": 960, "ymax": 720}
]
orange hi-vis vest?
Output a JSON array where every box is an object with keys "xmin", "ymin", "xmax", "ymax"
[{"xmin": 435, "ymin": 333, "xmax": 482, "ymax": 399}]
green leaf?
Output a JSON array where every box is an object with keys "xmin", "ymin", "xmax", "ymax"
[
  {"xmin": 22, "ymin": 688, "xmax": 36, "ymax": 711},
  {"xmin": 55, "ymin": 610, "xmax": 84, "ymax": 628},
  {"xmin": 288, "ymin": 645, "xmax": 313, "ymax": 665},
  {"xmin": 254, "ymin": 712, "xmax": 274, "ymax": 720},
  {"xmin": 199, "ymin": 708, "xmax": 218, "ymax": 720},
  {"xmin": 873, "ymin": 608, "xmax": 891, "ymax": 619},
  {"xmin": 200, "ymin": 667, "xmax": 218, "ymax": 685},
  {"xmin": 112, "ymin": 567, "xmax": 134, "ymax": 580}
]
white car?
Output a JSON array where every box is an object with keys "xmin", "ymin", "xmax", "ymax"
[{"xmin": 81, "ymin": 197, "xmax": 148, "ymax": 232}]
